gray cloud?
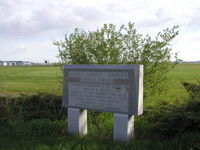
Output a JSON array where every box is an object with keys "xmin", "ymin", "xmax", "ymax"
[
  {"xmin": 74, "ymin": 6, "xmax": 103, "ymax": 21},
  {"xmin": 187, "ymin": 8, "xmax": 200, "ymax": 27},
  {"xmin": 0, "ymin": 1, "xmax": 109, "ymax": 39},
  {"xmin": 137, "ymin": 8, "xmax": 177, "ymax": 28},
  {"xmin": 0, "ymin": 1, "xmax": 73, "ymax": 38}
]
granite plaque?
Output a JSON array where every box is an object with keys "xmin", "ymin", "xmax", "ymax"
[{"xmin": 62, "ymin": 65, "xmax": 143, "ymax": 115}]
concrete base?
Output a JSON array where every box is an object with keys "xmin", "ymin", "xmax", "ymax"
[
  {"xmin": 68, "ymin": 108, "xmax": 87, "ymax": 135},
  {"xmin": 113, "ymin": 114, "xmax": 134, "ymax": 142}
]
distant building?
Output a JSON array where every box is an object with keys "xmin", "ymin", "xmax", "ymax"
[
  {"xmin": 23, "ymin": 61, "xmax": 33, "ymax": 66},
  {"xmin": 3, "ymin": 61, "xmax": 10, "ymax": 66},
  {"xmin": 0, "ymin": 61, "xmax": 36, "ymax": 66}
]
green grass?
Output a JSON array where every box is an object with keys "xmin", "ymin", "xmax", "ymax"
[
  {"xmin": 0, "ymin": 65, "xmax": 62, "ymax": 95},
  {"xmin": 168, "ymin": 63, "xmax": 200, "ymax": 101},
  {"xmin": 1, "ymin": 63, "xmax": 200, "ymax": 98}
]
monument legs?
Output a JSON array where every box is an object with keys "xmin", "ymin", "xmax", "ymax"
[
  {"xmin": 68, "ymin": 108, "xmax": 87, "ymax": 135},
  {"xmin": 67, "ymin": 109, "xmax": 135, "ymax": 142},
  {"xmin": 114, "ymin": 114, "xmax": 134, "ymax": 142}
]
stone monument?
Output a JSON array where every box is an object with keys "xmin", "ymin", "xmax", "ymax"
[{"xmin": 62, "ymin": 65, "xmax": 143, "ymax": 142}]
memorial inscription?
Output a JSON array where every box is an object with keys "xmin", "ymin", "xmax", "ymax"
[{"xmin": 69, "ymin": 83, "xmax": 129, "ymax": 111}]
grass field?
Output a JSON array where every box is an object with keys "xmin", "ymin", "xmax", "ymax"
[
  {"xmin": 169, "ymin": 63, "xmax": 200, "ymax": 101},
  {"xmin": 0, "ymin": 65, "xmax": 62, "ymax": 95},
  {"xmin": 1, "ymin": 63, "xmax": 200, "ymax": 100},
  {"xmin": 0, "ymin": 63, "xmax": 200, "ymax": 150}
]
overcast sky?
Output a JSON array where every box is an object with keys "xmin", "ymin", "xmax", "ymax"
[{"xmin": 0, "ymin": 0, "xmax": 200, "ymax": 62}]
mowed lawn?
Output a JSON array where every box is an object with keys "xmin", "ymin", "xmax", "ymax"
[
  {"xmin": 0, "ymin": 63, "xmax": 200, "ymax": 98},
  {"xmin": 169, "ymin": 63, "xmax": 200, "ymax": 101},
  {"xmin": 0, "ymin": 65, "xmax": 62, "ymax": 95}
]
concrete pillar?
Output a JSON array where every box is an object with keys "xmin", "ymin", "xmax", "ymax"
[
  {"xmin": 68, "ymin": 108, "xmax": 87, "ymax": 135},
  {"xmin": 113, "ymin": 113, "xmax": 134, "ymax": 142}
]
